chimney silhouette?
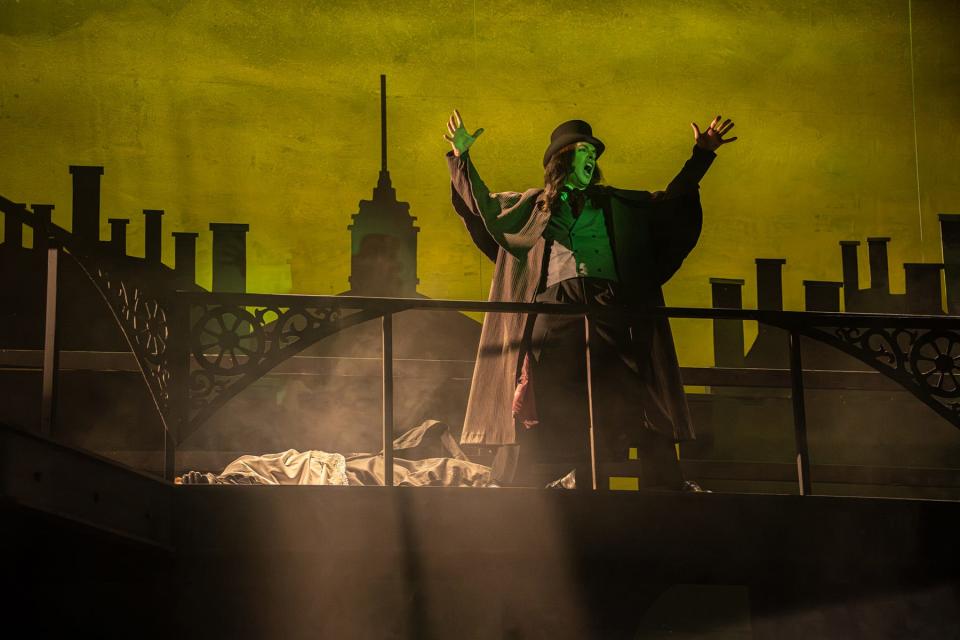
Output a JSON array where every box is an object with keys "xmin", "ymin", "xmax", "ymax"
[
  {"xmin": 210, "ymin": 223, "xmax": 249, "ymax": 293},
  {"xmin": 31, "ymin": 204, "xmax": 54, "ymax": 253},
  {"xmin": 867, "ymin": 237, "xmax": 891, "ymax": 293},
  {"xmin": 347, "ymin": 74, "xmax": 420, "ymax": 297},
  {"xmin": 172, "ymin": 231, "xmax": 199, "ymax": 289},
  {"xmin": 741, "ymin": 258, "xmax": 790, "ymax": 368},
  {"xmin": 4, "ymin": 202, "xmax": 25, "ymax": 248},
  {"xmin": 710, "ymin": 278, "xmax": 745, "ymax": 368},
  {"xmin": 903, "ymin": 263, "xmax": 944, "ymax": 315},
  {"xmin": 939, "ymin": 214, "xmax": 960, "ymax": 315},
  {"xmin": 108, "ymin": 218, "xmax": 129, "ymax": 256},
  {"xmin": 143, "ymin": 209, "xmax": 164, "ymax": 264},
  {"xmin": 839, "ymin": 240, "xmax": 861, "ymax": 310},
  {"xmin": 755, "ymin": 258, "xmax": 786, "ymax": 311},
  {"xmin": 69, "ymin": 165, "xmax": 103, "ymax": 244},
  {"xmin": 804, "ymin": 280, "xmax": 843, "ymax": 312}
]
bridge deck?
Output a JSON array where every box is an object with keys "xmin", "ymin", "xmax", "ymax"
[{"xmin": 4, "ymin": 423, "xmax": 959, "ymax": 638}]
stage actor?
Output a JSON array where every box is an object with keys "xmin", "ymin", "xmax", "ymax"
[{"xmin": 445, "ymin": 110, "xmax": 736, "ymax": 489}]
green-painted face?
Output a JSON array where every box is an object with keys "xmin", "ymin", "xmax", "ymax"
[{"xmin": 566, "ymin": 142, "xmax": 597, "ymax": 190}]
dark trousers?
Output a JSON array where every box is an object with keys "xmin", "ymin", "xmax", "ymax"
[{"xmin": 512, "ymin": 277, "xmax": 682, "ymax": 489}]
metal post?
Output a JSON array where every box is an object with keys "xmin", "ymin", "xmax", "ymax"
[
  {"xmin": 584, "ymin": 315, "xmax": 599, "ymax": 491},
  {"xmin": 382, "ymin": 313, "xmax": 394, "ymax": 487},
  {"xmin": 788, "ymin": 329, "xmax": 812, "ymax": 495},
  {"xmin": 163, "ymin": 426, "xmax": 176, "ymax": 481},
  {"xmin": 40, "ymin": 243, "xmax": 61, "ymax": 437},
  {"xmin": 163, "ymin": 296, "xmax": 189, "ymax": 482}
]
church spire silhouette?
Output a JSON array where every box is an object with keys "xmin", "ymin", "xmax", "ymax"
[{"xmin": 347, "ymin": 74, "xmax": 420, "ymax": 297}]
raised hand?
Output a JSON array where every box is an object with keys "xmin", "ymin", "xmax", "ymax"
[
  {"xmin": 691, "ymin": 115, "xmax": 737, "ymax": 151},
  {"xmin": 444, "ymin": 109, "xmax": 484, "ymax": 157}
]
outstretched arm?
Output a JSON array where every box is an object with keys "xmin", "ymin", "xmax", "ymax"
[
  {"xmin": 444, "ymin": 110, "xmax": 544, "ymax": 255},
  {"xmin": 631, "ymin": 116, "xmax": 737, "ymax": 284},
  {"xmin": 444, "ymin": 109, "xmax": 504, "ymax": 221},
  {"xmin": 451, "ymin": 183, "xmax": 499, "ymax": 263},
  {"xmin": 660, "ymin": 146, "xmax": 716, "ymax": 197}
]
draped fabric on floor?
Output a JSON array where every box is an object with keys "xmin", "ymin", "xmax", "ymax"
[{"xmin": 188, "ymin": 420, "xmax": 492, "ymax": 487}]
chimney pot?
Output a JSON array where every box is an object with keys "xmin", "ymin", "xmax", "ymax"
[
  {"xmin": 755, "ymin": 258, "xmax": 787, "ymax": 312},
  {"xmin": 143, "ymin": 209, "xmax": 164, "ymax": 264},
  {"xmin": 68, "ymin": 166, "xmax": 104, "ymax": 244},
  {"xmin": 107, "ymin": 218, "xmax": 129, "ymax": 256},
  {"xmin": 710, "ymin": 277, "xmax": 745, "ymax": 368},
  {"xmin": 867, "ymin": 237, "xmax": 891, "ymax": 293},
  {"xmin": 31, "ymin": 204, "xmax": 55, "ymax": 253},
  {"xmin": 903, "ymin": 263, "xmax": 944, "ymax": 315},
  {"xmin": 172, "ymin": 231, "xmax": 200, "ymax": 289},
  {"xmin": 4, "ymin": 202, "xmax": 26, "ymax": 249},
  {"xmin": 839, "ymin": 240, "xmax": 861, "ymax": 311},
  {"xmin": 209, "ymin": 223, "xmax": 250, "ymax": 293},
  {"xmin": 939, "ymin": 214, "xmax": 960, "ymax": 315},
  {"xmin": 803, "ymin": 280, "xmax": 843, "ymax": 312}
]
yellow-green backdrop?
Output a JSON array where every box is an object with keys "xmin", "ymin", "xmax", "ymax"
[{"xmin": 1, "ymin": 0, "xmax": 958, "ymax": 366}]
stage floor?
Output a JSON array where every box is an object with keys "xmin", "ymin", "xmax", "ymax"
[{"xmin": 4, "ymin": 423, "xmax": 959, "ymax": 639}]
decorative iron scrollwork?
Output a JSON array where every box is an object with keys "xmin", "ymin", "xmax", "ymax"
[
  {"xmin": 909, "ymin": 331, "xmax": 960, "ymax": 399},
  {"xmin": 803, "ymin": 324, "xmax": 960, "ymax": 425},
  {"xmin": 192, "ymin": 306, "xmax": 265, "ymax": 374},
  {"xmin": 184, "ymin": 301, "xmax": 382, "ymax": 437},
  {"xmin": 94, "ymin": 265, "xmax": 173, "ymax": 414},
  {"xmin": 832, "ymin": 326, "xmax": 911, "ymax": 369}
]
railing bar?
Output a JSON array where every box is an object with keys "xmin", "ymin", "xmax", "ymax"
[
  {"xmin": 173, "ymin": 292, "xmax": 959, "ymax": 328},
  {"xmin": 382, "ymin": 313, "xmax": 394, "ymax": 488},
  {"xmin": 40, "ymin": 243, "xmax": 60, "ymax": 437},
  {"xmin": 789, "ymin": 330, "xmax": 813, "ymax": 496},
  {"xmin": 584, "ymin": 315, "xmax": 599, "ymax": 491}
]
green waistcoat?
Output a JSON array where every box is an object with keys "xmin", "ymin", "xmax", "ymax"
[{"xmin": 543, "ymin": 195, "xmax": 619, "ymax": 287}]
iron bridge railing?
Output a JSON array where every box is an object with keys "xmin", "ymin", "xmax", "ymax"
[{"xmin": 19, "ymin": 235, "xmax": 960, "ymax": 494}]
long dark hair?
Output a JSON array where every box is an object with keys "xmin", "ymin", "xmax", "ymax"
[{"xmin": 540, "ymin": 143, "xmax": 604, "ymax": 216}]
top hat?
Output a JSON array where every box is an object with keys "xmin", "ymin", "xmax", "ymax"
[{"xmin": 542, "ymin": 120, "xmax": 605, "ymax": 167}]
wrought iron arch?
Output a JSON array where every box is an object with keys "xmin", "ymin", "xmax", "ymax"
[
  {"xmin": 766, "ymin": 318, "xmax": 960, "ymax": 429},
  {"xmin": 182, "ymin": 300, "xmax": 389, "ymax": 441}
]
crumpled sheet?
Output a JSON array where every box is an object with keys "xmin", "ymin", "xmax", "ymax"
[
  {"xmin": 201, "ymin": 449, "xmax": 350, "ymax": 486},
  {"xmin": 186, "ymin": 420, "xmax": 492, "ymax": 488}
]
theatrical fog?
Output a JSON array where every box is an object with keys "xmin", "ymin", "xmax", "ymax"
[{"xmin": 2, "ymin": 1, "xmax": 959, "ymax": 639}]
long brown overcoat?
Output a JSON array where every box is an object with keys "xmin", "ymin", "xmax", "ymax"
[{"xmin": 448, "ymin": 145, "xmax": 715, "ymax": 446}]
